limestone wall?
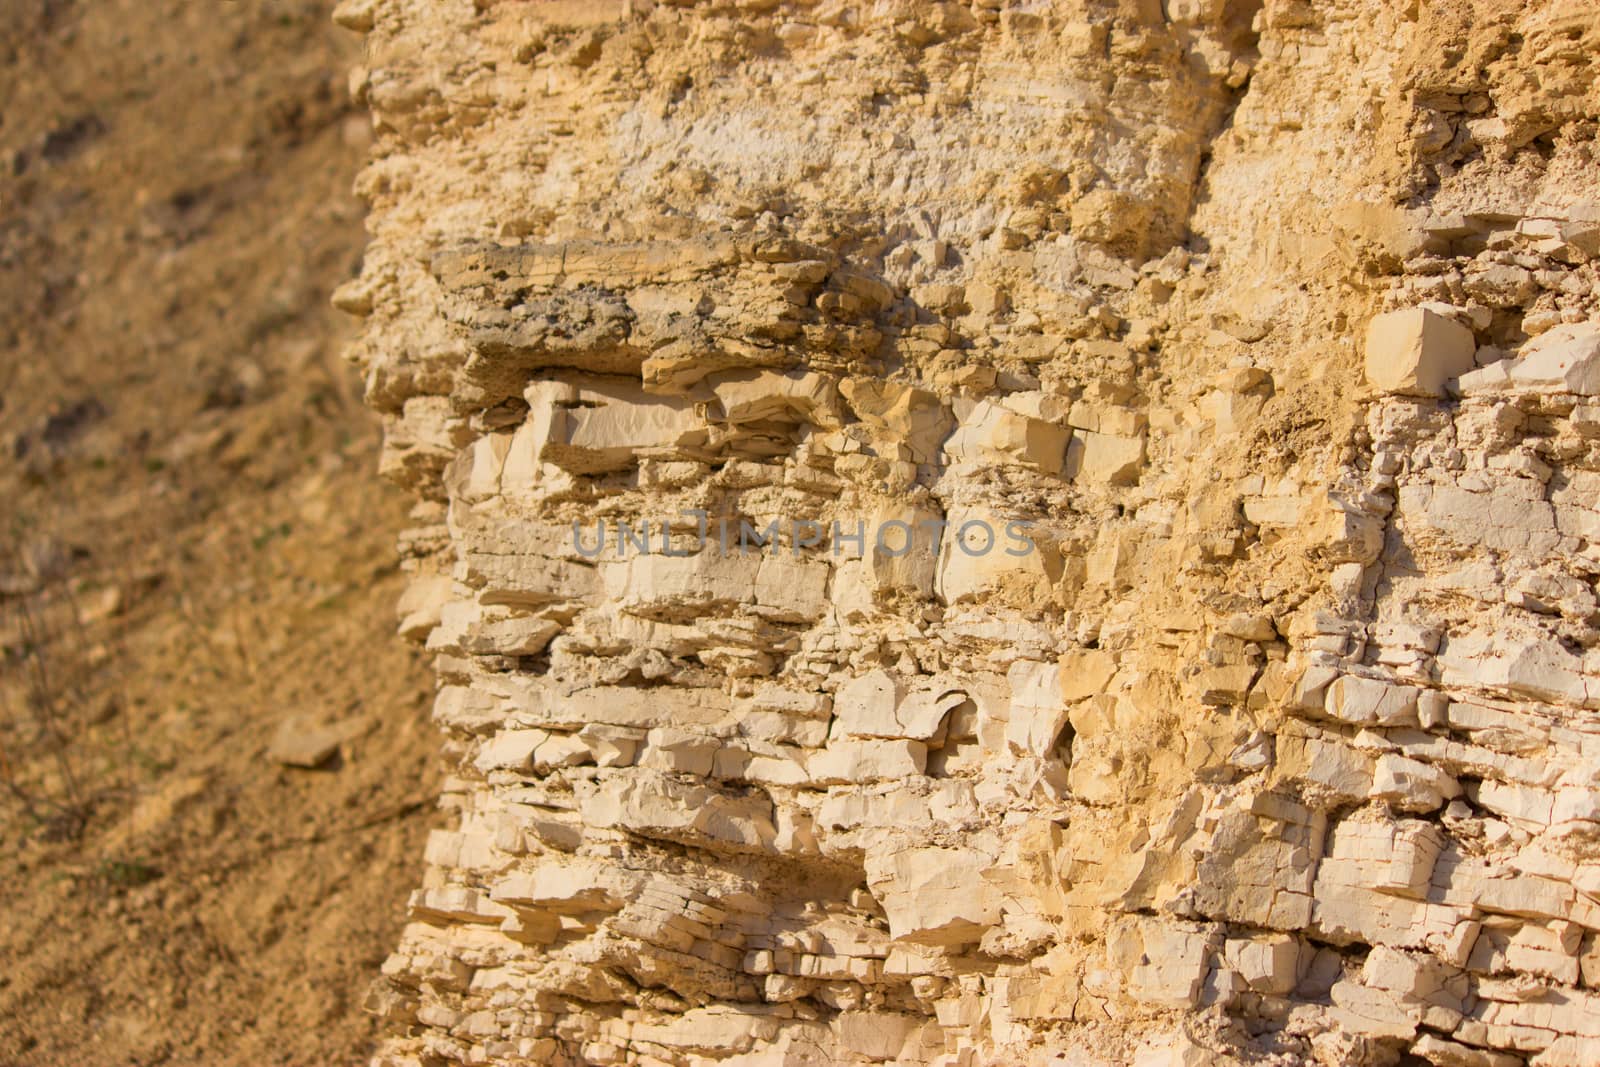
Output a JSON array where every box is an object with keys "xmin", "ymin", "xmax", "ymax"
[{"xmin": 333, "ymin": 1, "xmax": 1600, "ymax": 1063}]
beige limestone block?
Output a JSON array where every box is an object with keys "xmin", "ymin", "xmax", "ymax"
[
  {"xmin": 1067, "ymin": 400, "xmax": 1147, "ymax": 437},
  {"xmin": 1535, "ymin": 1037, "xmax": 1600, "ymax": 1067},
  {"xmin": 1275, "ymin": 731, "xmax": 1374, "ymax": 805},
  {"xmin": 1196, "ymin": 663, "xmax": 1258, "ymax": 706},
  {"xmin": 1223, "ymin": 935, "xmax": 1305, "ymax": 995},
  {"xmin": 935, "ymin": 507, "xmax": 1058, "ymax": 605},
  {"xmin": 396, "ymin": 571, "xmax": 453, "ymax": 642},
  {"xmin": 1064, "ymin": 428, "xmax": 1146, "ymax": 485},
  {"xmin": 1193, "ymin": 806, "xmax": 1323, "ymax": 931},
  {"xmin": 711, "ymin": 368, "xmax": 841, "ymax": 427},
  {"xmin": 432, "ymin": 685, "xmax": 505, "ymax": 733},
  {"xmin": 829, "ymin": 1012, "xmax": 924, "ymax": 1062},
  {"xmin": 807, "ymin": 739, "xmax": 927, "ymax": 783},
  {"xmin": 1243, "ymin": 494, "xmax": 1302, "ymax": 526},
  {"xmin": 473, "ymin": 729, "xmax": 548, "ymax": 774},
  {"xmin": 576, "ymin": 723, "xmax": 642, "ymax": 767},
  {"xmin": 607, "ymin": 552, "xmax": 761, "ymax": 616},
  {"xmin": 580, "ymin": 773, "xmax": 776, "ymax": 851},
  {"xmin": 1371, "ymin": 753, "xmax": 1461, "ymax": 813},
  {"xmin": 867, "ymin": 846, "xmax": 1001, "ymax": 947},
  {"xmin": 1364, "ymin": 307, "xmax": 1477, "ymax": 397},
  {"xmin": 458, "ymin": 610, "xmax": 561, "ymax": 656},
  {"xmin": 490, "ymin": 860, "xmax": 637, "ymax": 913},
  {"xmin": 445, "ymin": 432, "xmax": 513, "ymax": 503},
  {"xmin": 1329, "ymin": 980, "xmax": 1418, "ymax": 1041},
  {"xmin": 1436, "ymin": 632, "xmax": 1589, "ymax": 708},
  {"xmin": 557, "ymin": 685, "xmax": 729, "ymax": 730},
  {"xmin": 1325, "ymin": 675, "xmax": 1421, "ymax": 727},
  {"xmin": 838, "ymin": 379, "xmax": 951, "ymax": 465},
  {"xmin": 1506, "ymin": 322, "xmax": 1600, "ymax": 395},
  {"xmin": 943, "ymin": 398, "xmax": 1068, "ymax": 474},
  {"xmin": 639, "ymin": 727, "xmax": 719, "ymax": 776},
  {"xmin": 1059, "ymin": 648, "xmax": 1117, "ymax": 702},
  {"xmin": 861, "ymin": 503, "xmax": 943, "ymax": 599},
  {"xmin": 467, "ymin": 551, "xmax": 599, "ymax": 609},
  {"xmin": 546, "ymin": 381, "xmax": 705, "ymax": 473},
  {"xmin": 1361, "ymin": 946, "xmax": 1467, "ymax": 1017},
  {"xmin": 1108, "ymin": 917, "xmax": 1214, "ymax": 1009},
  {"xmin": 751, "ymin": 556, "xmax": 833, "ymax": 622},
  {"xmin": 831, "ymin": 669, "xmax": 905, "ymax": 739},
  {"xmin": 1006, "ymin": 659, "xmax": 1066, "ymax": 758}
]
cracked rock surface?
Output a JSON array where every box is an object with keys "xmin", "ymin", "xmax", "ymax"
[{"xmin": 337, "ymin": 1, "xmax": 1600, "ymax": 1063}]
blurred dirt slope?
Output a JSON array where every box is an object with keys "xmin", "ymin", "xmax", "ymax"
[{"xmin": 0, "ymin": 2, "xmax": 437, "ymax": 1064}]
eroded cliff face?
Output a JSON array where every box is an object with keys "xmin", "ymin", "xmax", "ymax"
[{"xmin": 333, "ymin": 1, "xmax": 1600, "ymax": 1063}]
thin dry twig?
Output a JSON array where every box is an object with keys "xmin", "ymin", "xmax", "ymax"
[{"xmin": 0, "ymin": 536, "xmax": 108, "ymax": 838}]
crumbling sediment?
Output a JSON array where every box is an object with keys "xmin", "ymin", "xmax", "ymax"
[{"xmin": 336, "ymin": 1, "xmax": 1600, "ymax": 1063}]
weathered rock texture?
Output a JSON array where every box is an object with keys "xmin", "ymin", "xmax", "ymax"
[{"xmin": 336, "ymin": 0, "xmax": 1600, "ymax": 1063}]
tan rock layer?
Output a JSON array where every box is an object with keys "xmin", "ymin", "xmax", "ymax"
[{"xmin": 337, "ymin": 0, "xmax": 1600, "ymax": 1064}]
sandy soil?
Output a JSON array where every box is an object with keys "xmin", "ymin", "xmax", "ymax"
[{"xmin": 0, "ymin": 2, "xmax": 438, "ymax": 1064}]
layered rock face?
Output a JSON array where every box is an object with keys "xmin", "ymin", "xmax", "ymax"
[{"xmin": 334, "ymin": 1, "xmax": 1600, "ymax": 1063}]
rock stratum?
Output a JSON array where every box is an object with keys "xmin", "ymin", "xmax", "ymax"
[{"xmin": 333, "ymin": 1, "xmax": 1600, "ymax": 1063}]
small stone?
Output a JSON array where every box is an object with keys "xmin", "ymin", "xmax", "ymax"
[{"xmin": 268, "ymin": 717, "xmax": 350, "ymax": 768}]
